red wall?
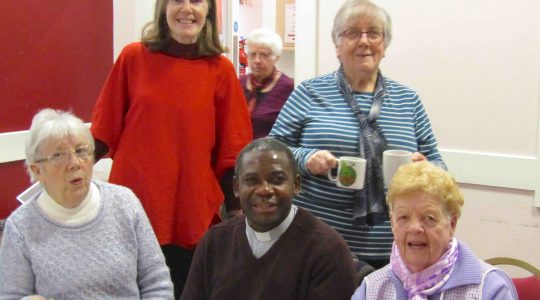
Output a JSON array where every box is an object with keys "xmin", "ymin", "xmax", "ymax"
[{"xmin": 0, "ymin": 1, "xmax": 113, "ymax": 218}]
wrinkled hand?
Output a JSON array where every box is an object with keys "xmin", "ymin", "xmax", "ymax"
[
  {"xmin": 411, "ymin": 152, "xmax": 427, "ymax": 162},
  {"xmin": 22, "ymin": 296, "xmax": 48, "ymax": 300},
  {"xmin": 306, "ymin": 150, "xmax": 337, "ymax": 175}
]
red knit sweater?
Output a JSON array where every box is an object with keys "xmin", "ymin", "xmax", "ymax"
[{"xmin": 91, "ymin": 42, "xmax": 252, "ymax": 248}]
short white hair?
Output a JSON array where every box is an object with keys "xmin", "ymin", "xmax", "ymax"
[
  {"xmin": 332, "ymin": 0, "xmax": 392, "ymax": 48},
  {"xmin": 25, "ymin": 109, "xmax": 94, "ymax": 182},
  {"xmin": 246, "ymin": 27, "xmax": 283, "ymax": 57}
]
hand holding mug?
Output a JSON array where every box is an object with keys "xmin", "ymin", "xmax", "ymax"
[
  {"xmin": 411, "ymin": 151, "xmax": 427, "ymax": 162},
  {"xmin": 306, "ymin": 150, "xmax": 337, "ymax": 175},
  {"xmin": 382, "ymin": 150, "xmax": 413, "ymax": 188}
]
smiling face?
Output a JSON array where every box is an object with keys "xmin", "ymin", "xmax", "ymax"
[
  {"xmin": 30, "ymin": 134, "xmax": 93, "ymax": 208},
  {"xmin": 234, "ymin": 150, "xmax": 300, "ymax": 232},
  {"xmin": 166, "ymin": 0, "xmax": 209, "ymax": 44},
  {"xmin": 335, "ymin": 16, "xmax": 386, "ymax": 80},
  {"xmin": 391, "ymin": 191, "xmax": 457, "ymax": 273}
]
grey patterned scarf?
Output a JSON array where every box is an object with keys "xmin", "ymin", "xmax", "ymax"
[{"xmin": 335, "ymin": 65, "xmax": 388, "ymax": 226}]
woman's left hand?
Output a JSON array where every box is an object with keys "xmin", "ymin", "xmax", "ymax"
[
  {"xmin": 306, "ymin": 150, "xmax": 337, "ymax": 175},
  {"xmin": 411, "ymin": 152, "xmax": 427, "ymax": 162}
]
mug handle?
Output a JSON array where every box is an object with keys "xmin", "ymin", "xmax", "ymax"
[{"xmin": 327, "ymin": 158, "xmax": 340, "ymax": 182}]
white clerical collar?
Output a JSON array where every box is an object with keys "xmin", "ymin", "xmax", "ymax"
[
  {"xmin": 246, "ymin": 205, "xmax": 298, "ymax": 242},
  {"xmin": 37, "ymin": 182, "xmax": 101, "ymax": 225}
]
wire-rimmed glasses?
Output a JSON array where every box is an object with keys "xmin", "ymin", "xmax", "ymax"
[
  {"xmin": 35, "ymin": 145, "xmax": 94, "ymax": 165},
  {"xmin": 339, "ymin": 29, "xmax": 384, "ymax": 43}
]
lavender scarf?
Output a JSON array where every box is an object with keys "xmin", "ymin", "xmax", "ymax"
[{"xmin": 390, "ymin": 238, "xmax": 459, "ymax": 299}]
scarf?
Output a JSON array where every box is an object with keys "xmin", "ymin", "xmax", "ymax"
[
  {"xmin": 334, "ymin": 65, "xmax": 387, "ymax": 226},
  {"xmin": 390, "ymin": 238, "xmax": 459, "ymax": 300},
  {"xmin": 246, "ymin": 68, "xmax": 279, "ymax": 114}
]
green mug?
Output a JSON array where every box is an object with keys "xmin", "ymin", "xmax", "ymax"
[{"xmin": 327, "ymin": 156, "xmax": 366, "ymax": 190}]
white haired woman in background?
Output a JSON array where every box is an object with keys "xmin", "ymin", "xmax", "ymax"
[
  {"xmin": 0, "ymin": 109, "xmax": 173, "ymax": 299},
  {"xmin": 240, "ymin": 27, "xmax": 294, "ymax": 140}
]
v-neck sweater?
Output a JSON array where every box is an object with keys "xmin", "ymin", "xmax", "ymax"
[{"xmin": 181, "ymin": 207, "xmax": 356, "ymax": 300}]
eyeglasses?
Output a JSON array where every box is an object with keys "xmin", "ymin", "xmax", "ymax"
[
  {"xmin": 35, "ymin": 145, "xmax": 94, "ymax": 165},
  {"xmin": 339, "ymin": 29, "xmax": 384, "ymax": 43},
  {"xmin": 247, "ymin": 51, "xmax": 274, "ymax": 60}
]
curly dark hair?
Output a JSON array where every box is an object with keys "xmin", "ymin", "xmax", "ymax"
[{"xmin": 235, "ymin": 137, "xmax": 298, "ymax": 177}]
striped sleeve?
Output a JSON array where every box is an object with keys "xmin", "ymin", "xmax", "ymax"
[{"xmin": 270, "ymin": 81, "xmax": 318, "ymax": 174}]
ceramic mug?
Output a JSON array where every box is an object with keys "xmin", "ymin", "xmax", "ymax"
[
  {"xmin": 327, "ymin": 156, "xmax": 366, "ymax": 190},
  {"xmin": 382, "ymin": 150, "xmax": 413, "ymax": 188}
]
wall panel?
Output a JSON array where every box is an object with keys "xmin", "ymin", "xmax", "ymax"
[{"xmin": 0, "ymin": 1, "xmax": 113, "ymax": 218}]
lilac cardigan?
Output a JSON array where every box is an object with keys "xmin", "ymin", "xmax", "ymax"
[{"xmin": 352, "ymin": 241, "xmax": 518, "ymax": 299}]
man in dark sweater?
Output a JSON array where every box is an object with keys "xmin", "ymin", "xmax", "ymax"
[{"xmin": 181, "ymin": 138, "xmax": 356, "ymax": 300}]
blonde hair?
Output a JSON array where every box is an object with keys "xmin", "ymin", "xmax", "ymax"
[{"xmin": 386, "ymin": 161, "xmax": 464, "ymax": 218}]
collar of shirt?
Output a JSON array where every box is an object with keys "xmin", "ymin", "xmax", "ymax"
[
  {"xmin": 245, "ymin": 205, "xmax": 298, "ymax": 258},
  {"xmin": 37, "ymin": 182, "xmax": 101, "ymax": 225}
]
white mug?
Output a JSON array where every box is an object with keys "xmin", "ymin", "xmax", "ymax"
[
  {"xmin": 383, "ymin": 150, "xmax": 413, "ymax": 188},
  {"xmin": 327, "ymin": 156, "xmax": 366, "ymax": 190}
]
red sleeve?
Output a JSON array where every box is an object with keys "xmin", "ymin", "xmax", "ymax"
[
  {"xmin": 90, "ymin": 45, "xmax": 132, "ymax": 158},
  {"xmin": 213, "ymin": 57, "xmax": 253, "ymax": 178}
]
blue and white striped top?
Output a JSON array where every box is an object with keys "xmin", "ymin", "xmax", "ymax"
[{"xmin": 270, "ymin": 72, "xmax": 446, "ymax": 260}]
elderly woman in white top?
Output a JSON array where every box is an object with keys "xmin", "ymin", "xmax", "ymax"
[
  {"xmin": 352, "ymin": 161, "xmax": 517, "ymax": 299},
  {"xmin": 0, "ymin": 109, "xmax": 173, "ymax": 299}
]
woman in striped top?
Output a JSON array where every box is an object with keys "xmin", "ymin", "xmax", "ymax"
[{"xmin": 269, "ymin": 0, "xmax": 446, "ymax": 270}]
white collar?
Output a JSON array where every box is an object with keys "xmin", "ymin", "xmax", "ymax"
[
  {"xmin": 37, "ymin": 182, "xmax": 101, "ymax": 225},
  {"xmin": 246, "ymin": 205, "xmax": 297, "ymax": 242}
]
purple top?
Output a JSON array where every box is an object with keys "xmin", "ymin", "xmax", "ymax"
[
  {"xmin": 352, "ymin": 241, "xmax": 518, "ymax": 300},
  {"xmin": 240, "ymin": 73, "xmax": 294, "ymax": 139}
]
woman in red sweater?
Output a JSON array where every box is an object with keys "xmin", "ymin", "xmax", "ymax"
[{"xmin": 91, "ymin": 0, "xmax": 252, "ymax": 298}]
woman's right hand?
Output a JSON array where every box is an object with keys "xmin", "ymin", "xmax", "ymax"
[
  {"xmin": 306, "ymin": 150, "xmax": 337, "ymax": 175},
  {"xmin": 22, "ymin": 296, "xmax": 48, "ymax": 300}
]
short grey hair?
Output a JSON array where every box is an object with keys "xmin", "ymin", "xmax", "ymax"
[
  {"xmin": 25, "ymin": 109, "xmax": 94, "ymax": 182},
  {"xmin": 246, "ymin": 27, "xmax": 283, "ymax": 57},
  {"xmin": 332, "ymin": 0, "xmax": 392, "ymax": 48}
]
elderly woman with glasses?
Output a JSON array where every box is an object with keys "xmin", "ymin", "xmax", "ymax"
[
  {"xmin": 270, "ymin": 0, "xmax": 445, "ymax": 271},
  {"xmin": 352, "ymin": 162, "xmax": 517, "ymax": 299},
  {"xmin": 0, "ymin": 109, "xmax": 173, "ymax": 299},
  {"xmin": 240, "ymin": 27, "xmax": 294, "ymax": 140}
]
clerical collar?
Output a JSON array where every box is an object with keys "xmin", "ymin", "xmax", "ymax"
[
  {"xmin": 160, "ymin": 38, "xmax": 201, "ymax": 59},
  {"xmin": 246, "ymin": 205, "xmax": 298, "ymax": 242}
]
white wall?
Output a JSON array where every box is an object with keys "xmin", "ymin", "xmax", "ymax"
[
  {"xmin": 296, "ymin": 0, "xmax": 540, "ymax": 276},
  {"xmin": 237, "ymin": 0, "xmax": 264, "ymax": 39},
  {"xmin": 113, "ymin": 0, "xmax": 155, "ymax": 59},
  {"xmin": 277, "ymin": 49, "xmax": 295, "ymax": 79}
]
